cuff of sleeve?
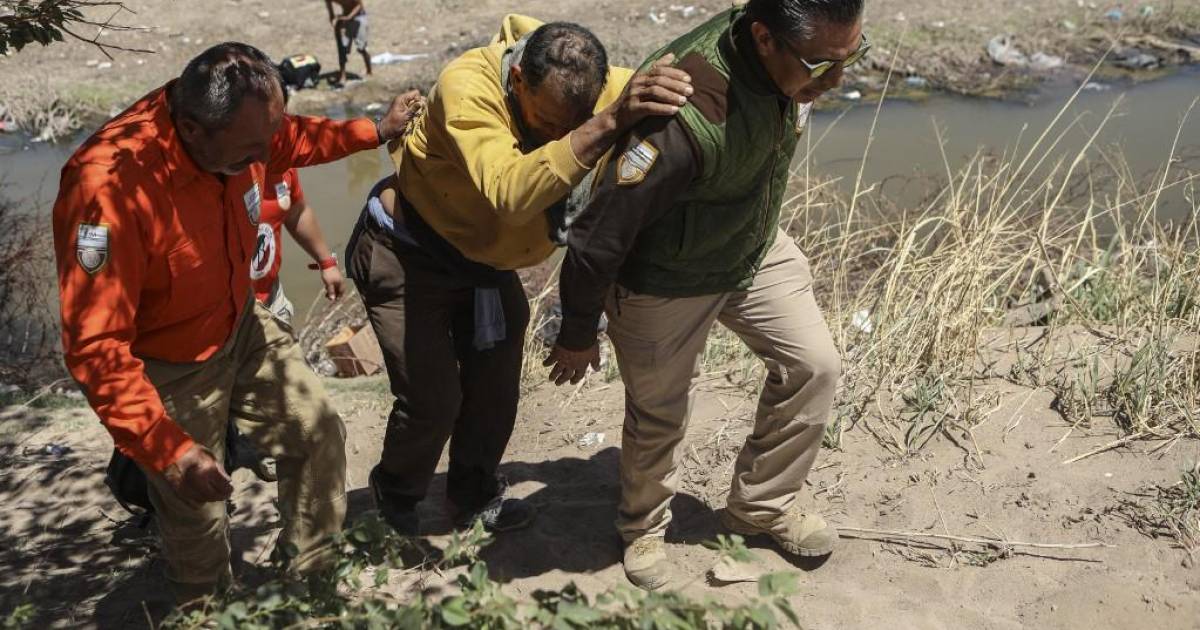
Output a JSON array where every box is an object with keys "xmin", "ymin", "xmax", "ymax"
[
  {"xmin": 545, "ymin": 134, "xmax": 591, "ymax": 186},
  {"xmin": 126, "ymin": 417, "xmax": 196, "ymax": 474},
  {"xmin": 349, "ymin": 118, "xmax": 384, "ymax": 150},
  {"xmin": 557, "ymin": 313, "xmax": 603, "ymax": 351}
]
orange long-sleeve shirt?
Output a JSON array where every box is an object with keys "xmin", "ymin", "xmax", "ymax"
[{"xmin": 53, "ymin": 83, "xmax": 379, "ymax": 473}]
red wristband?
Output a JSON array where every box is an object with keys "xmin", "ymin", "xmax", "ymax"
[{"xmin": 308, "ymin": 255, "xmax": 338, "ymax": 270}]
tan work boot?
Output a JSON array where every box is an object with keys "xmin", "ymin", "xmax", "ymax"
[
  {"xmin": 721, "ymin": 508, "xmax": 837, "ymax": 558},
  {"xmin": 623, "ymin": 535, "xmax": 672, "ymax": 591}
]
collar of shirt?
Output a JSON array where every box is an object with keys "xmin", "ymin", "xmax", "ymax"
[
  {"xmin": 721, "ymin": 9, "xmax": 790, "ymax": 101},
  {"xmin": 151, "ymin": 80, "xmax": 208, "ymax": 190}
]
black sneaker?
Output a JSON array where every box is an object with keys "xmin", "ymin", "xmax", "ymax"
[
  {"xmin": 369, "ymin": 465, "xmax": 419, "ymax": 536},
  {"xmin": 229, "ymin": 431, "xmax": 276, "ymax": 482},
  {"xmin": 454, "ymin": 495, "xmax": 536, "ymax": 533}
]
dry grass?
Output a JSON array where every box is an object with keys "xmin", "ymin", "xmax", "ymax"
[{"xmin": 518, "ymin": 66, "xmax": 1200, "ymax": 460}]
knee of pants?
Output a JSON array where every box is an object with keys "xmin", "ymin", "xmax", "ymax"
[
  {"xmin": 288, "ymin": 405, "xmax": 347, "ymax": 465},
  {"xmin": 780, "ymin": 344, "xmax": 842, "ymax": 393}
]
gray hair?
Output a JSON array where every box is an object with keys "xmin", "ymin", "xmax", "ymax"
[
  {"xmin": 522, "ymin": 22, "xmax": 609, "ymax": 113},
  {"xmin": 170, "ymin": 42, "xmax": 283, "ymax": 132},
  {"xmin": 746, "ymin": 0, "xmax": 865, "ymax": 40}
]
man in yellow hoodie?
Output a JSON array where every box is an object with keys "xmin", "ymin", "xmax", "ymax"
[{"xmin": 345, "ymin": 16, "xmax": 693, "ymax": 534}]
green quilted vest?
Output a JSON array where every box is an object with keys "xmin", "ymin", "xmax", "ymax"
[{"xmin": 618, "ymin": 7, "xmax": 806, "ymax": 296}]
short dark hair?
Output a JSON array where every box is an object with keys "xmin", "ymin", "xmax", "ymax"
[
  {"xmin": 746, "ymin": 0, "xmax": 865, "ymax": 40},
  {"xmin": 521, "ymin": 22, "xmax": 609, "ymax": 112},
  {"xmin": 171, "ymin": 42, "xmax": 283, "ymax": 132}
]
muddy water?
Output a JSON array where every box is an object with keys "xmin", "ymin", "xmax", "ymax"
[{"xmin": 2, "ymin": 69, "xmax": 1197, "ymax": 324}]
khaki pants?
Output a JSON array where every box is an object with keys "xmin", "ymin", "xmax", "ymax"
[
  {"xmin": 139, "ymin": 301, "xmax": 347, "ymax": 601},
  {"xmin": 606, "ymin": 232, "xmax": 840, "ymax": 542}
]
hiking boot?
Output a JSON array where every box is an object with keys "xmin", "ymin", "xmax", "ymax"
[
  {"xmin": 720, "ymin": 508, "xmax": 837, "ymax": 558},
  {"xmin": 623, "ymin": 535, "xmax": 672, "ymax": 591},
  {"xmin": 369, "ymin": 465, "xmax": 419, "ymax": 536},
  {"xmin": 453, "ymin": 495, "xmax": 536, "ymax": 533}
]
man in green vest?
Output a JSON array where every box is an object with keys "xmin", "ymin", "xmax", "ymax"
[{"xmin": 545, "ymin": 0, "xmax": 868, "ymax": 590}]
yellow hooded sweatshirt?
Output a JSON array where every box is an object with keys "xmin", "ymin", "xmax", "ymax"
[{"xmin": 393, "ymin": 14, "xmax": 634, "ymax": 270}]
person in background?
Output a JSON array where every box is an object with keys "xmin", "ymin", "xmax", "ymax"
[
  {"xmin": 326, "ymin": 0, "xmax": 372, "ymax": 85},
  {"xmin": 251, "ymin": 168, "xmax": 345, "ymax": 326}
]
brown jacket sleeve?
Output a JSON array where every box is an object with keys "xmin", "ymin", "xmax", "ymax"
[{"xmin": 556, "ymin": 116, "xmax": 701, "ymax": 351}]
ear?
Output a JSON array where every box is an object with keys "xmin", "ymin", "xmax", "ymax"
[
  {"xmin": 750, "ymin": 21, "xmax": 775, "ymax": 57},
  {"xmin": 510, "ymin": 63, "xmax": 525, "ymax": 86},
  {"xmin": 175, "ymin": 115, "xmax": 205, "ymax": 142}
]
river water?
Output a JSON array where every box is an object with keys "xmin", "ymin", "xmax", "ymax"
[{"xmin": 2, "ymin": 69, "xmax": 1196, "ymax": 325}]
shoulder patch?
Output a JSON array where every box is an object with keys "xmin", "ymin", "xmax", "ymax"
[
  {"xmin": 76, "ymin": 223, "xmax": 109, "ymax": 274},
  {"xmin": 675, "ymin": 52, "xmax": 729, "ymax": 124},
  {"xmin": 617, "ymin": 138, "xmax": 659, "ymax": 186}
]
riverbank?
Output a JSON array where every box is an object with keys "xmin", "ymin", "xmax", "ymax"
[{"xmin": 0, "ymin": 0, "xmax": 1198, "ymax": 138}]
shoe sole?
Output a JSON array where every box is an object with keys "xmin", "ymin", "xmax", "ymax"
[{"xmin": 720, "ymin": 510, "xmax": 836, "ymax": 558}]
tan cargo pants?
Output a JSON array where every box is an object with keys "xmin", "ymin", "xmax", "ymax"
[
  {"xmin": 139, "ymin": 300, "xmax": 347, "ymax": 601},
  {"xmin": 606, "ymin": 232, "xmax": 840, "ymax": 542}
]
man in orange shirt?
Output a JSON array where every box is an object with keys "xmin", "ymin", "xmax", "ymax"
[{"xmin": 52, "ymin": 42, "xmax": 421, "ymax": 603}]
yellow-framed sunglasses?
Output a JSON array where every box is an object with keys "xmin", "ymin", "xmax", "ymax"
[{"xmin": 777, "ymin": 32, "xmax": 871, "ymax": 79}]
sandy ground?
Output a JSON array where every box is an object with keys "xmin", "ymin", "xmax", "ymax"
[
  {"xmin": 0, "ymin": 0, "xmax": 1197, "ymax": 129},
  {"xmin": 2, "ymin": 328, "xmax": 1198, "ymax": 628}
]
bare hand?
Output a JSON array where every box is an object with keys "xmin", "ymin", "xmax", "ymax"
[
  {"xmin": 544, "ymin": 344, "xmax": 601, "ymax": 386},
  {"xmin": 610, "ymin": 53, "xmax": 693, "ymax": 130},
  {"xmin": 376, "ymin": 89, "xmax": 425, "ymax": 143},
  {"xmin": 165, "ymin": 444, "xmax": 233, "ymax": 505},
  {"xmin": 321, "ymin": 266, "xmax": 345, "ymax": 301}
]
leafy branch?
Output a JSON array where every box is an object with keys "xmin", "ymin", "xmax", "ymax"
[{"xmin": 0, "ymin": 0, "xmax": 152, "ymax": 58}]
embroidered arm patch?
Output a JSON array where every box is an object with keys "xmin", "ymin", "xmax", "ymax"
[{"xmin": 616, "ymin": 138, "xmax": 659, "ymax": 186}]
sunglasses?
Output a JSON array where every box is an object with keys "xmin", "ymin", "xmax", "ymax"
[{"xmin": 776, "ymin": 33, "xmax": 871, "ymax": 79}]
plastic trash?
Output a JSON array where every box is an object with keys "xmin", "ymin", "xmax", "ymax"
[
  {"xmin": 648, "ymin": 11, "xmax": 667, "ymax": 25},
  {"xmin": 578, "ymin": 432, "xmax": 606, "ymax": 448},
  {"xmin": 1104, "ymin": 8, "xmax": 1124, "ymax": 21},
  {"xmin": 1114, "ymin": 50, "xmax": 1160, "ymax": 69},
  {"xmin": 1083, "ymin": 81, "xmax": 1111, "ymax": 91},
  {"xmin": 842, "ymin": 89, "xmax": 862, "ymax": 101},
  {"xmin": 364, "ymin": 102, "xmax": 385, "ymax": 113},
  {"xmin": 370, "ymin": 52, "xmax": 430, "ymax": 65},
  {"xmin": 1030, "ymin": 52, "xmax": 1064, "ymax": 71},
  {"xmin": 851, "ymin": 309, "xmax": 875, "ymax": 334},
  {"xmin": 904, "ymin": 75, "xmax": 929, "ymax": 88},
  {"xmin": 987, "ymin": 35, "xmax": 1029, "ymax": 67}
]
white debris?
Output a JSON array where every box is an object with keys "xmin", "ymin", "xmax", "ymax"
[
  {"xmin": 1083, "ymin": 81, "xmax": 1110, "ymax": 91},
  {"xmin": 364, "ymin": 102, "xmax": 385, "ymax": 113},
  {"xmin": 85, "ymin": 59, "xmax": 99, "ymax": 67},
  {"xmin": 842, "ymin": 90, "xmax": 862, "ymax": 101},
  {"xmin": 851, "ymin": 309, "xmax": 875, "ymax": 334},
  {"xmin": 257, "ymin": 11, "xmax": 269, "ymax": 18},
  {"xmin": 578, "ymin": 432, "xmax": 606, "ymax": 448},
  {"xmin": 371, "ymin": 51, "xmax": 430, "ymax": 65},
  {"xmin": 709, "ymin": 556, "xmax": 761, "ymax": 584},
  {"xmin": 986, "ymin": 35, "xmax": 1028, "ymax": 67},
  {"xmin": 648, "ymin": 11, "xmax": 667, "ymax": 25},
  {"xmin": 97, "ymin": 61, "xmax": 112, "ymax": 70},
  {"xmin": 1029, "ymin": 52, "xmax": 1064, "ymax": 71},
  {"xmin": 668, "ymin": 4, "xmax": 698, "ymax": 18}
]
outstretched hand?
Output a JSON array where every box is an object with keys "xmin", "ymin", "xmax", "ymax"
[{"xmin": 544, "ymin": 343, "xmax": 601, "ymax": 386}]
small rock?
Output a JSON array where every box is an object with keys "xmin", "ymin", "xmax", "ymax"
[
  {"xmin": 648, "ymin": 11, "xmax": 667, "ymax": 25},
  {"xmin": 85, "ymin": 59, "xmax": 100, "ymax": 67},
  {"xmin": 257, "ymin": 11, "xmax": 269, "ymax": 18},
  {"xmin": 1061, "ymin": 19, "xmax": 1077, "ymax": 31},
  {"xmin": 97, "ymin": 61, "xmax": 112, "ymax": 70}
]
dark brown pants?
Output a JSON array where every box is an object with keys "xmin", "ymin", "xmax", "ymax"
[{"xmin": 347, "ymin": 216, "xmax": 529, "ymax": 512}]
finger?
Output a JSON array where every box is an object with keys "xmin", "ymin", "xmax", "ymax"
[
  {"xmin": 554, "ymin": 367, "xmax": 573, "ymax": 386},
  {"xmin": 570, "ymin": 369, "xmax": 585, "ymax": 385},
  {"xmin": 629, "ymin": 102, "xmax": 683, "ymax": 117},
  {"xmin": 590, "ymin": 355, "xmax": 602, "ymax": 371},
  {"xmin": 639, "ymin": 85, "xmax": 691, "ymax": 107},
  {"xmin": 650, "ymin": 52, "xmax": 677, "ymax": 69},
  {"xmin": 542, "ymin": 354, "xmax": 556, "ymax": 368},
  {"xmin": 548, "ymin": 362, "xmax": 564, "ymax": 382},
  {"xmin": 642, "ymin": 76, "xmax": 694, "ymax": 100}
]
